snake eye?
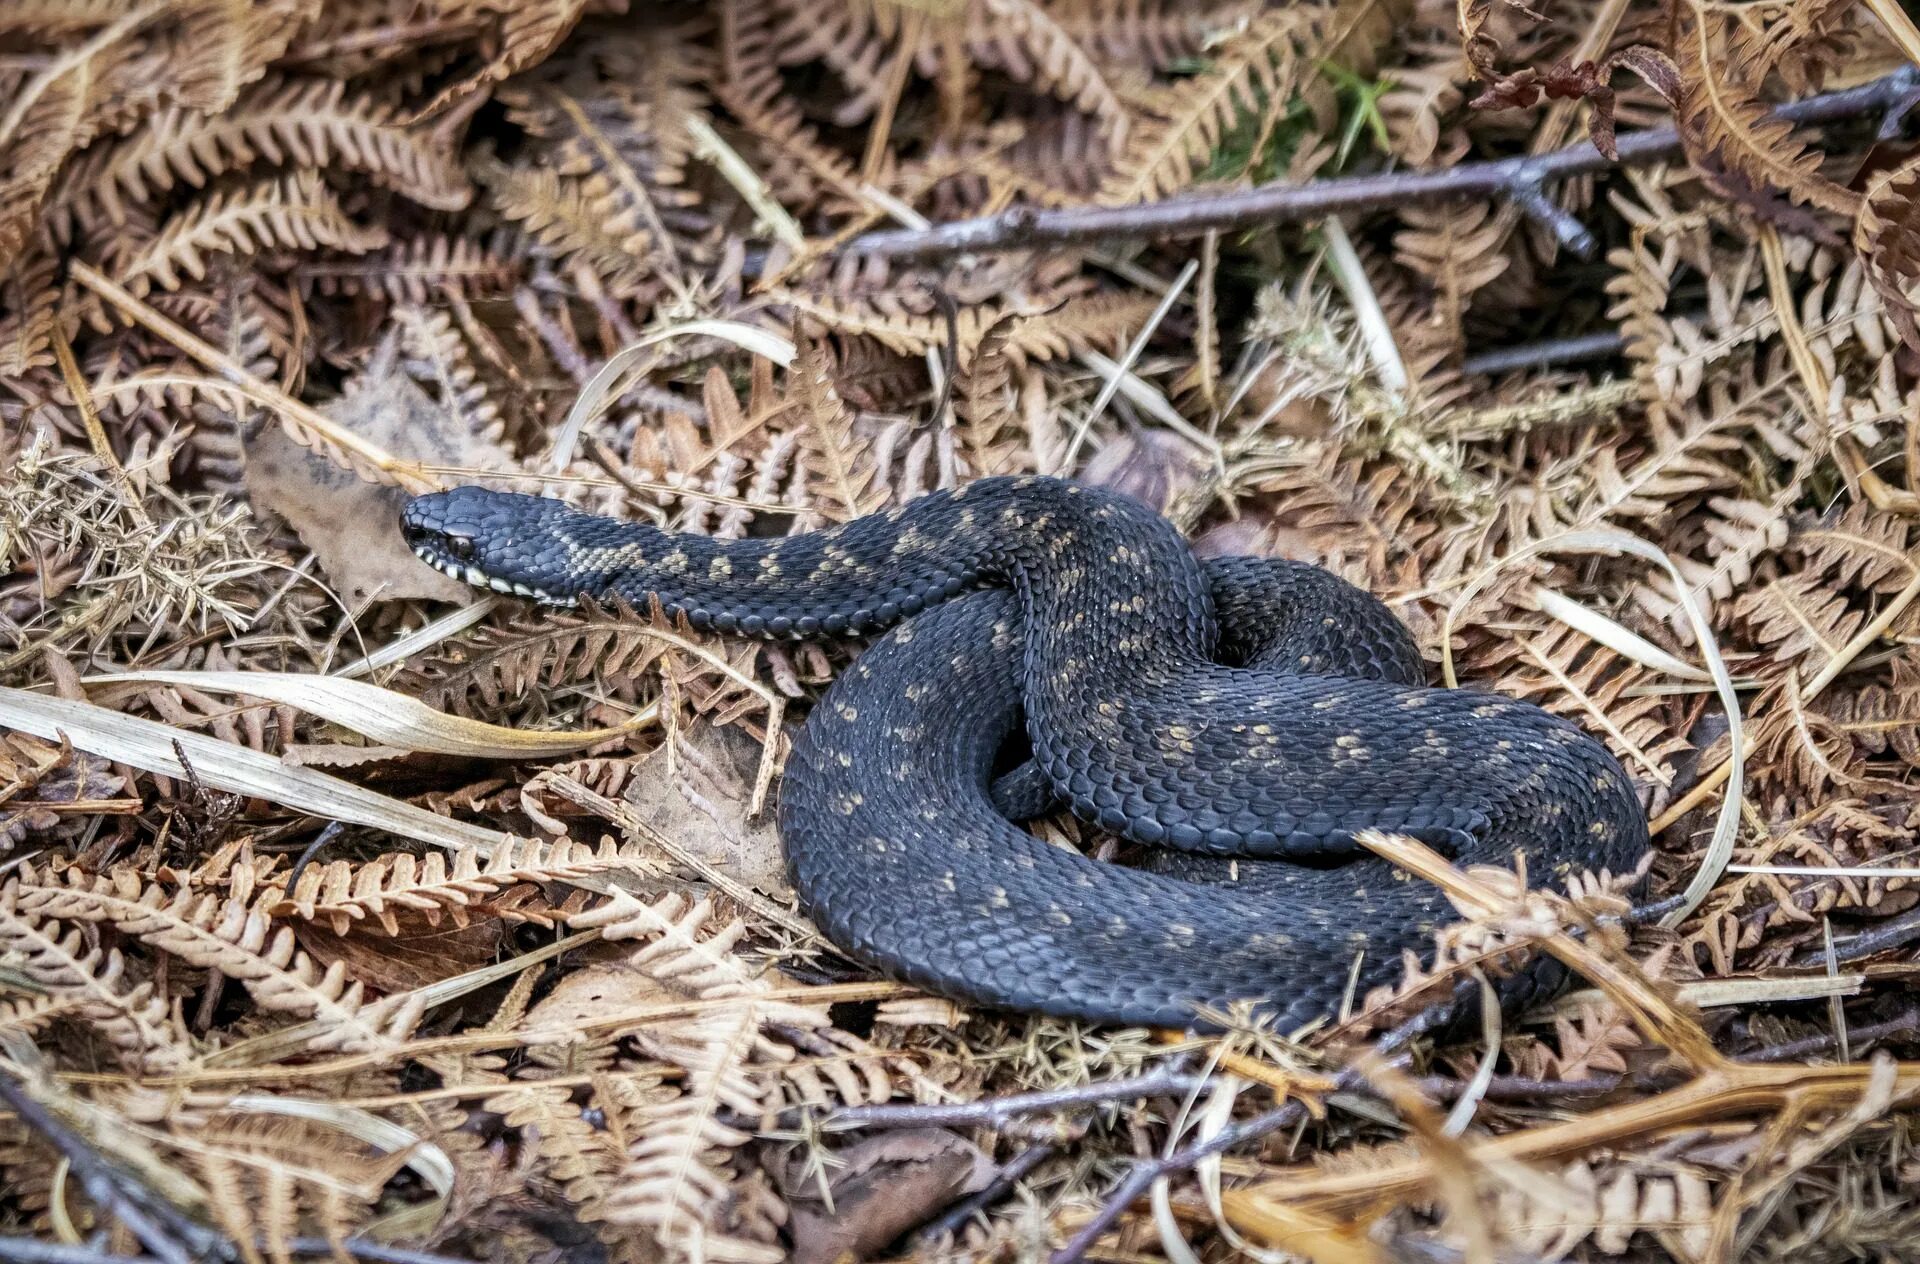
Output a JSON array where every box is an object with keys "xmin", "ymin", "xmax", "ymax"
[{"xmin": 443, "ymin": 534, "xmax": 477, "ymax": 562}]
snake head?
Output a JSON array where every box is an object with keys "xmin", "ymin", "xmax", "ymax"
[{"xmin": 400, "ymin": 487, "xmax": 588, "ymax": 606}]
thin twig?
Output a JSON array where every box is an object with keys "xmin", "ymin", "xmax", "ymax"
[{"xmin": 844, "ymin": 68, "xmax": 1920, "ymax": 261}]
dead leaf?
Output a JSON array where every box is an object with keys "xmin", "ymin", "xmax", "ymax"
[
  {"xmin": 621, "ymin": 724, "xmax": 790, "ymax": 898},
  {"xmin": 520, "ymin": 959, "xmax": 669, "ymax": 1041},
  {"xmin": 292, "ymin": 907, "xmax": 507, "ymax": 993},
  {"xmin": 776, "ymin": 1128, "xmax": 997, "ymax": 1264},
  {"xmin": 245, "ymin": 333, "xmax": 517, "ymax": 607},
  {"xmin": 1077, "ymin": 429, "xmax": 1206, "ymax": 514}
]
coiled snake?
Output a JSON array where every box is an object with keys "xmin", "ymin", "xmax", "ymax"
[{"xmin": 402, "ymin": 475, "xmax": 1648, "ymax": 1030}]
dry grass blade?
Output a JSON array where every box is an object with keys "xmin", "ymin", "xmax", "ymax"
[
  {"xmin": 89, "ymin": 670, "xmax": 657, "ymax": 756},
  {"xmin": 0, "ymin": 686, "xmax": 516, "ymax": 855}
]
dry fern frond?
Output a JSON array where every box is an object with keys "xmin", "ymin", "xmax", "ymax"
[
  {"xmin": 394, "ymin": 303, "xmax": 501, "ymax": 443},
  {"xmin": 474, "ymin": 153, "xmax": 654, "ymax": 297},
  {"xmin": 792, "ymin": 331, "xmax": 884, "ymax": 522},
  {"xmin": 1673, "ymin": 2, "xmax": 1861, "ymax": 221},
  {"xmin": 714, "ymin": 0, "xmax": 864, "ymax": 208},
  {"xmin": 484, "ymin": 1076, "xmax": 671, "ymax": 1256},
  {"xmin": 8, "ymin": 858, "xmax": 423, "ymax": 1053},
  {"xmin": 409, "ymin": 0, "xmax": 590, "ymax": 121},
  {"xmin": 414, "ymin": 606, "xmax": 760, "ymax": 727},
  {"xmin": 0, "ymin": 248, "xmax": 58, "ymax": 377},
  {"xmin": 1485, "ymin": 1157, "xmax": 1713, "ymax": 1261},
  {"xmin": 1098, "ymin": 10, "xmax": 1325, "ymax": 204},
  {"xmin": 295, "ymin": 232, "xmax": 524, "ymax": 301},
  {"xmin": 1376, "ymin": 41, "xmax": 1469, "ymax": 168},
  {"xmin": 0, "ymin": 42, "xmax": 124, "ymax": 269},
  {"xmin": 52, "ymin": 75, "xmax": 472, "ymax": 239},
  {"xmin": 967, "ymin": 0, "xmax": 1130, "ymax": 149},
  {"xmin": 108, "ymin": 170, "xmax": 389, "ymax": 299},
  {"xmin": 1856, "ymin": 149, "xmax": 1920, "ymax": 353},
  {"xmin": 1042, "ymin": 0, "xmax": 1241, "ymax": 71},
  {"xmin": 0, "ymin": 890, "xmax": 193, "ymax": 1073},
  {"xmin": 956, "ymin": 311, "xmax": 1028, "ymax": 477},
  {"xmin": 176, "ymin": 1111, "xmax": 406, "ymax": 1264},
  {"xmin": 163, "ymin": 0, "xmax": 313, "ymax": 116},
  {"xmin": 1392, "ymin": 200, "xmax": 1510, "ymax": 342},
  {"xmin": 569, "ymin": 889, "xmax": 843, "ymax": 1263},
  {"xmin": 1793, "ymin": 503, "xmax": 1920, "ymax": 596},
  {"xmin": 270, "ymin": 837, "xmax": 636, "ymax": 936}
]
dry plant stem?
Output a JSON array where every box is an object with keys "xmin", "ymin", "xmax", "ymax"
[
  {"xmin": 0, "ymin": 1074, "xmax": 231, "ymax": 1264},
  {"xmin": 763, "ymin": 1063, "xmax": 1208, "ymax": 1134},
  {"xmin": 0, "ymin": 1243, "xmax": 142, "ymax": 1264},
  {"xmin": 1051, "ymin": 988, "xmax": 1476, "ymax": 1264},
  {"xmin": 848, "ymin": 68, "xmax": 1920, "ymax": 261},
  {"xmin": 1800, "ymin": 903, "xmax": 1920, "ymax": 964},
  {"xmin": 281, "ymin": 1240, "xmax": 482, "ymax": 1264},
  {"xmin": 1414, "ymin": 1007, "xmax": 1920, "ymax": 1104},
  {"xmin": 1223, "ymin": 1059, "xmax": 1920, "ymax": 1224}
]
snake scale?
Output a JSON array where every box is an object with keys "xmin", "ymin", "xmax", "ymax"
[{"xmin": 402, "ymin": 475, "xmax": 1649, "ymax": 1030}]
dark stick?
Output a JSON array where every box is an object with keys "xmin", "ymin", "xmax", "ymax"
[
  {"xmin": 1739, "ymin": 1006, "xmax": 1920, "ymax": 1064},
  {"xmin": 1794, "ymin": 906, "xmax": 1920, "ymax": 967},
  {"xmin": 911, "ymin": 1142, "xmax": 1060, "ymax": 1245},
  {"xmin": 1047, "ymin": 1079, "xmax": 1342, "ymax": 1264},
  {"xmin": 844, "ymin": 68, "xmax": 1920, "ymax": 262},
  {"xmin": 0, "ymin": 1074, "xmax": 232, "ymax": 1264},
  {"xmin": 285, "ymin": 1239, "xmax": 481, "ymax": 1264}
]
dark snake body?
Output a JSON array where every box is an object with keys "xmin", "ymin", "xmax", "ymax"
[{"xmin": 402, "ymin": 475, "xmax": 1648, "ymax": 1029}]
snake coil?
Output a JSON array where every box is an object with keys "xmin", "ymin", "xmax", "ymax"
[{"xmin": 403, "ymin": 475, "xmax": 1649, "ymax": 1029}]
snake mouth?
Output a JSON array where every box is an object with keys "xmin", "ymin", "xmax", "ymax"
[{"xmin": 408, "ymin": 543, "xmax": 580, "ymax": 607}]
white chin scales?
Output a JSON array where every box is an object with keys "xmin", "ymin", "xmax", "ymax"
[{"xmin": 412, "ymin": 546, "xmax": 577, "ymax": 607}]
